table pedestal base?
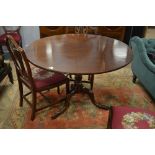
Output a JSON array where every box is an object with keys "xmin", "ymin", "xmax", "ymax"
[{"xmin": 51, "ymin": 75, "xmax": 109, "ymax": 119}]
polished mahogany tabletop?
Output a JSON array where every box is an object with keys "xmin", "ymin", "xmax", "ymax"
[{"xmin": 25, "ymin": 34, "xmax": 132, "ymax": 75}]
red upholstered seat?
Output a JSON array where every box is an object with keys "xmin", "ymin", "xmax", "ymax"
[
  {"xmin": 111, "ymin": 106, "xmax": 155, "ymax": 129},
  {"xmin": 0, "ymin": 32, "xmax": 21, "ymax": 44},
  {"xmin": 32, "ymin": 68, "xmax": 67, "ymax": 90}
]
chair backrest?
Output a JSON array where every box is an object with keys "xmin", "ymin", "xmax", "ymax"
[{"xmin": 6, "ymin": 35, "xmax": 33, "ymax": 87}]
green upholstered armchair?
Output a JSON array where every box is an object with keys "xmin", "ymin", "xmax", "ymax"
[
  {"xmin": 129, "ymin": 36, "xmax": 155, "ymax": 100},
  {"xmin": 0, "ymin": 50, "xmax": 13, "ymax": 84}
]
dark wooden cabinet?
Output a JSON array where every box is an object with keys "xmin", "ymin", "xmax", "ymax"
[
  {"xmin": 40, "ymin": 26, "xmax": 147, "ymax": 44},
  {"xmin": 123, "ymin": 26, "xmax": 147, "ymax": 44},
  {"xmin": 97, "ymin": 26, "xmax": 125, "ymax": 41},
  {"xmin": 40, "ymin": 26, "xmax": 126, "ymax": 41},
  {"xmin": 40, "ymin": 26, "xmax": 66, "ymax": 38}
]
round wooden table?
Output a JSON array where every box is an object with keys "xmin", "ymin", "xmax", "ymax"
[{"xmin": 25, "ymin": 34, "xmax": 132, "ymax": 118}]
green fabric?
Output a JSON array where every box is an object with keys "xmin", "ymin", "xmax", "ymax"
[
  {"xmin": 130, "ymin": 36, "xmax": 155, "ymax": 99},
  {"xmin": 143, "ymin": 39, "xmax": 155, "ymax": 54},
  {"xmin": 130, "ymin": 36, "xmax": 155, "ymax": 73}
]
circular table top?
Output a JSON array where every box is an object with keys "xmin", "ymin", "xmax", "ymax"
[{"xmin": 25, "ymin": 34, "xmax": 132, "ymax": 75}]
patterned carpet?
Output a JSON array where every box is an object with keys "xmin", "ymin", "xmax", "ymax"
[{"xmin": 0, "ymin": 63, "xmax": 155, "ymax": 128}]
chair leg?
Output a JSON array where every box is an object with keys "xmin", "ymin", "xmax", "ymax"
[
  {"xmin": 66, "ymin": 79, "xmax": 70, "ymax": 94},
  {"xmin": 90, "ymin": 74, "xmax": 94, "ymax": 90},
  {"xmin": 69, "ymin": 74, "xmax": 72, "ymax": 79},
  {"xmin": 88, "ymin": 74, "xmax": 91, "ymax": 80},
  {"xmin": 18, "ymin": 81, "xmax": 23, "ymax": 107},
  {"xmin": 8, "ymin": 70, "xmax": 14, "ymax": 84},
  {"xmin": 31, "ymin": 91, "xmax": 37, "ymax": 121},
  {"xmin": 57, "ymin": 86, "xmax": 60, "ymax": 94},
  {"xmin": 107, "ymin": 106, "xmax": 113, "ymax": 129},
  {"xmin": 132, "ymin": 74, "xmax": 137, "ymax": 83}
]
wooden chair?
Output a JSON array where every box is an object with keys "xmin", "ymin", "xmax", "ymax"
[
  {"xmin": 6, "ymin": 35, "xmax": 69, "ymax": 120},
  {"xmin": 0, "ymin": 26, "xmax": 22, "ymax": 54},
  {"xmin": 107, "ymin": 106, "xmax": 155, "ymax": 129},
  {"xmin": 68, "ymin": 26, "xmax": 96, "ymax": 90}
]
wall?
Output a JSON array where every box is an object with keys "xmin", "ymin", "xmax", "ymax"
[{"xmin": 20, "ymin": 26, "xmax": 40, "ymax": 47}]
